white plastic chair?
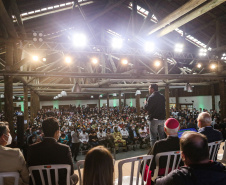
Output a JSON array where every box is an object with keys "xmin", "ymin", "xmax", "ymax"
[
  {"xmin": 208, "ymin": 140, "xmax": 222, "ymax": 161},
  {"xmin": 117, "ymin": 155, "xmax": 154, "ymax": 185},
  {"xmin": 152, "ymin": 151, "xmax": 182, "ymax": 182},
  {"xmin": 77, "ymin": 159, "xmax": 115, "ymax": 185},
  {"xmin": 28, "ymin": 164, "xmax": 71, "ymax": 185},
  {"xmin": 0, "ymin": 172, "xmax": 19, "ymax": 185}
]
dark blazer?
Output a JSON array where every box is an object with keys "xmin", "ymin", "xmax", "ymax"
[
  {"xmin": 148, "ymin": 136, "xmax": 181, "ymax": 171},
  {"xmin": 198, "ymin": 126, "xmax": 223, "ymax": 143},
  {"xmin": 27, "ymin": 137, "xmax": 74, "ymax": 185},
  {"xmin": 144, "ymin": 91, "xmax": 166, "ymax": 120}
]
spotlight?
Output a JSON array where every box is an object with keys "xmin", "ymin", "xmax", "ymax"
[
  {"xmin": 65, "ymin": 56, "xmax": 72, "ymax": 64},
  {"xmin": 112, "ymin": 37, "xmax": 123, "ymax": 49},
  {"xmin": 210, "ymin": 63, "xmax": 217, "ymax": 70},
  {"xmin": 145, "ymin": 42, "xmax": 155, "ymax": 52},
  {"xmin": 199, "ymin": 48, "xmax": 207, "ymax": 56},
  {"xmin": 154, "ymin": 60, "xmax": 161, "ymax": 67},
  {"xmin": 99, "ymin": 94, "xmax": 103, "ymax": 98},
  {"xmin": 121, "ymin": 59, "xmax": 128, "ymax": 65},
  {"xmin": 197, "ymin": 63, "xmax": 202, "ymax": 68},
  {"xmin": 92, "ymin": 58, "xmax": 98, "ymax": 64},
  {"xmin": 73, "ymin": 33, "xmax": 87, "ymax": 47},
  {"xmin": 42, "ymin": 57, "xmax": 46, "ymax": 62},
  {"xmin": 91, "ymin": 95, "xmax": 94, "ymax": 98},
  {"xmin": 174, "ymin": 43, "xmax": 183, "ymax": 53},
  {"xmin": 32, "ymin": 55, "xmax": 39, "ymax": 61}
]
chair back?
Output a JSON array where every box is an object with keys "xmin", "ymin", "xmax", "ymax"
[
  {"xmin": 77, "ymin": 159, "xmax": 115, "ymax": 185},
  {"xmin": 76, "ymin": 160, "xmax": 85, "ymax": 185},
  {"xmin": 208, "ymin": 140, "xmax": 222, "ymax": 161},
  {"xmin": 0, "ymin": 172, "xmax": 19, "ymax": 185},
  {"xmin": 117, "ymin": 155, "xmax": 154, "ymax": 185},
  {"xmin": 28, "ymin": 164, "xmax": 71, "ymax": 185},
  {"xmin": 152, "ymin": 151, "xmax": 181, "ymax": 181}
]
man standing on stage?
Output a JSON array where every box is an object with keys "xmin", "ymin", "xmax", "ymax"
[{"xmin": 145, "ymin": 84, "xmax": 166, "ymax": 147}]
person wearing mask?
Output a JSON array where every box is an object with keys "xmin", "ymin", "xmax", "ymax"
[
  {"xmin": 83, "ymin": 146, "xmax": 114, "ymax": 185},
  {"xmin": 120, "ymin": 125, "xmax": 129, "ymax": 144},
  {"xmin": 106, "ymin": 128, "xmax": 115, "ymax": 149},
  {"xmin": 79, "ymin": 129, "xmax": 90, "ymax": 151},
  {"xmin": 0, "ymin": 122, "xmax": 29, "ymax": 185},
  {"xmin": 59, "ymin": 131, "xmax": 69, "ymax": 144},
  {"xmin": 97, "ymin": 128, "xmax": 107, "ymax": 146},
  {"xmin": 71, "ymin": 127, "xmax": 80, "ymax": 162},
  {"xmin": 139, "ymin": 125, "xmax": 148, "ymax": 149},
  {"xmin": 89, "ymin": 130, "xmax": 99, "ymax": 147},
  {"xmin": 113, "ymin": 127, "xmax": 127, "ymax": 153}
]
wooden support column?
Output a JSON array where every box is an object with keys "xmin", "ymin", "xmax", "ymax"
[
  {"xmin": 219, "ymin": 79, "xmax": 226, "ymax": 121},
  {"xmin": 136, "ymin": 93, "xmax": 140, "ymax": 115},
  {"xmin": 30, "ymin": 90, "xmax": 35, "ymax": 125},
  {"xmin": 165, "ymin": 85, "xmax": 170, "ymax": 119},
  {"xmin": 23, "ymin": 85, "xmax": 28, "ymax": 129},
  {"xmin": 175, "ymin": 89, "xmax": 179, "ymax": 110},
  {"xmin": 35, "ymin": 92, "xmax": 40, "ymax": 115},
  {"xmin": 98, "ymin": 97, "xmax": 101, "ymax": 108},
  {"xmin": 119, "ymin": 92, "xmax": 122, "ymax": 113},
  {"xmin": 107, "ymin": 93, "xmax": 109, "ymax": 109},
  {"xmin": 4, "ymin": 42, "xmax": 14, "ymax": 136},
  {"xmin": 124, "ymin": 94, "xmax": 126, "ymax": 107},
  {"xmin": 211, "ymin": 84, "xmax": 215, "ymax": 110}
]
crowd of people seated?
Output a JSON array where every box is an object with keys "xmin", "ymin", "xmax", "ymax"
[{"xmin": 0, "ymin": 104, "xmax": 226, "ymax": 185}]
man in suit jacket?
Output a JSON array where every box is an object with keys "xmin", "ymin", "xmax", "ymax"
[
  {"xmin": 198, "ymin": 112, "xmax": 223, "ymax": 143},
  {"xmin": 27, "ymin": 117, "xmax": 78, "ymax": 185},
  {"xmin": 0, "ymin": 122, "xmax": 29, "ymax": 185}
]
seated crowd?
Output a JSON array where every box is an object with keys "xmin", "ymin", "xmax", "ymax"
[{"xmin": 0, "ymin": 105, "xmax": 226, "ymax": 185}]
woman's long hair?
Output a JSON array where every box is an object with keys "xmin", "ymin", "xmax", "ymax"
[{"xmin": 83, "ymin": 146, "xmax": 114, "ymax": 185}]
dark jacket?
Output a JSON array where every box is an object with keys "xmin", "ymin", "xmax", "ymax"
[
  {"xmin": 198, "ymin": 126, "xmax": 223, "ymax": 143},
  {"xmin": 155, "ymin": 161, "xmax": 226, "ymax": 185},
  {"xmin": 27, "ymin": 138, "xmax": 74, "ymax": 185},
  {"xmin": 145, "ymin": 91, "xmax": 166, "ymax": 120}
]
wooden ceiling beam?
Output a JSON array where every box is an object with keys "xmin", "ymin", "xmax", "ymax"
[
  {"xmin": 147, "ymin": 0, "xmax": 207, "ymax": 35},
  {"xmin": 155, "ymin": 0, "xmax": 225, "ymax": 37}
]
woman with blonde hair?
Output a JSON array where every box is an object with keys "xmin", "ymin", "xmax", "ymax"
[{"xmin": 83, "ymin": 146, "xmax": 114, "ymax": 185}]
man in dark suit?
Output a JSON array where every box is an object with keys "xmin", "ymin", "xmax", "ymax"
[
  {"xmin": 198, "ymin": 112, "xmax": 223, "ymax": 143},
  {"xmin": 27, "ymin": 117, "xmax": 78, "ymax": 185}
]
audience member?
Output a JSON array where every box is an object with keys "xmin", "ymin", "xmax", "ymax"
[
  {"xmin": 156, "ymin": 132, "xmax": 226, "ymax": 185},
  {"xmin": 0, "ymin": 122, "xmax": 29, "ymax": 185},
  {"xmin": 27, "ymin": 117, "xmax": 78, "ymax": 185},
  {"xmin": 197, "ymin": 112, "xmax": 223, "ymax": 142},
  {"xmin": 113, "ymin": 127, "xmax": 127, "ymax": 153},
  {"xmin": 71, "ymin": 127, "xmax": 80, "ymax": 162},
  {"xmin": 83, "ymin": 146, "xmax": 114, "ymax": 185}
]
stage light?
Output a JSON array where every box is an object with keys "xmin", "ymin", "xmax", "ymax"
[
  {"xmin": 112, "ymin": 37, "xmax": 123, "ymax": 49},
  {"xmin": 73, "ymin": 33, "xmax": 87, "ymax": 47},
  {"xmin": 121, "ymin": 59, "xmax": 128, "ymax": 65},
  {"xmin": 174, "ymin": 43, "xmax": 183, "ymax": 53},
  {"xmin": 210, "ymin": 63, "xmax": 217, "ymax": 70},
  {"xmin": 197, "ymin": 63, "xmax": 202, "ymax": 68},
  {"xmin": 199, "ymin": 48, "xmax": 207, "ymax": 56},
  {"xmin": 91, "ymin": 95, "xmax": 94, "ymax": 98},
  {"xmin": 42, "ymin": 57, "xmax": 46, "ymax": 62},
  {"xmin": 32, "ymin": 55, "xmax": 39, "ymax": 61},
  {"xmin": 65, "ymin": 56, "xmax": 72, "ymax": 64},
  {"xmin": 136, "ymin": 90, "xmax": 141, "ymax": 95},
  {"xmin": 145, "ymin": 42, "xmax": 155, "ymax": 52},
  {"xmin": 154, "ymin": 60, "xmax": 161, "ymax": 67},
  {"xmin": 92, "ymin": 58, "xmax": 98, "ymax": 64},
  {"xmin": 99, "ymin": 94, "xmax": 103, "ymax": 98},
  {"xmin": 113, "ymin": 93, "xmax": 117, "ymax": 96}
]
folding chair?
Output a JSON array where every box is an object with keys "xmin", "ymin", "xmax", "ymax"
[
  {"xmin": 29, "ymin": 164, "xmax": 71, "ymax": 185},
  {"xmin": 152, "ymin": 151, "xmax": 182, "ymax": 182},
  {"xmin": 208, "ymin": 140, "xmax": 222, "ymax": 161},
  {"xmin": 221, "ymin": 141, "xmax": 226, "ymax": 163},
  {"xmin": 116, "ymin": 155, "xmax": 154, "ymax": 185},
  {"xmin": 0, "ymin": 172, "xmax": 19, "ymax": 185}
]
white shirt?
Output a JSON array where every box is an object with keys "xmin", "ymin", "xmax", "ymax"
[
  {"xmin": 139, "ymin": 128, "xmax": 147, "ymax": 138},
  {"xmin": 97, "ymin": 131, "xmax": 106, "ymax": 140},
  {"xmin": 79, "ymin": 132, "xmax": 89, "ymax": 143},
  {"xmin": 121, "ymin": 129, "xmax": 129, "ymax": 138}
]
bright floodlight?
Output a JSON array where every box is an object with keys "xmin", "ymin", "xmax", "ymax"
[
  {"xmin": 73, "ymin": 33, "xmax": 87, "ymax": 47},
  {"xmin": 122, "ymin": 59, "xmax": 128, "ymax": 65},
  {"xmin": 92, "ymin": 58, "xmax": 98, "ymax": 64},
  {"xmin": 199, "ymin": 48, "xmax": 207, "ymax": 56},
  {"xmin": 154, "ymin": 60, "xmax": 161, "ymax": 67},
  {"xmin": 197, "ymin": 63, "xmax": 202, "ymax": 68},
  {"xmin": 112, "ymin": 37, "xmax": 123, "ymax": 49},
  {"xmin": 32, "ymin": 55, "xmax": 39, "ymax": 61},
  {"xmin": 174, "ymin": 43, "xmax": 183, "ymax": 53},
  {"xmin": 210, "ymin": 63, "xmax": 216, "ymax": 70},
  {"xmin": 145, "ymin": 42, "xmax": 155, "ymax": 52},
  {"xmin": 42, "ymin": 57, "xmax": 46, "ymax": 62},
  {"xmin": 65, "ymin": 56, "xmax": 72, "ymax": 64}
]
